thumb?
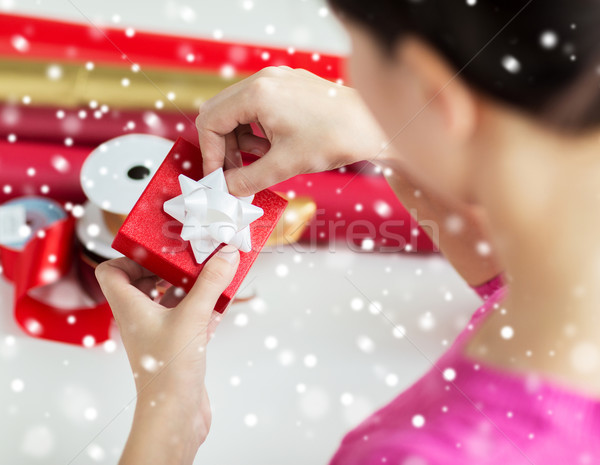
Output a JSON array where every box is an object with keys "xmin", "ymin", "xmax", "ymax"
[
  {"xmin": 178, "ymin": 245, "xmax": 240, "ymax": 318},
  {"xmin": 224, "ymin": 150, "xmax": 291, "ymax": 197}
]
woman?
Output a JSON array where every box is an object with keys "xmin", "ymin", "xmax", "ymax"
[{"xmin": 96, "ymin": 0, "xmax": 600, "ymax": 463}]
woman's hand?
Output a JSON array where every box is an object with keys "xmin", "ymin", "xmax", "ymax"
[
  {"xmin": 196, "ymin": 66, "xmax": 388, "ymax": 196},
  {"xmin": 95, "ymin": 245, "xmax": 240, "ymax": 465}
]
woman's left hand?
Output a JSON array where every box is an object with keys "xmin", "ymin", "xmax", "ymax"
[{"xmin": 95, "ymin": 245, "xmax": 240, "ymax": 465}]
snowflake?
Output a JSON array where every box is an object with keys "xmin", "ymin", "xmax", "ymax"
[
  {"xmin": 500, "ymin": 325, "xmax": 514, "ymax": 339},
  {"xmin": 540, "ymin": 30, "xmax": 559, "ymax": 49},
  {"xmin": 244, "ymin": 413, "xmax": 258, "ymax": 427},
  {"xmin": 275, "ymin": 264, "xmax": 289, "ymax": 277},
  {"xmin": 264, "ymin": 336, "xmax": 278, "ymax": 350},
  {"xmin": 411, "ymin": 414, "xmax": 425, "ymax": 428},
  {"xmin": 357, "ymin": 335, "xmax": 375, "ymax": 353},
  {"xmin": 46, "ymin": 64, "xmax": 63, "ymax": 80},
  {"xmin": 385, "ymin": 373, "xmax": 399, "ymax": 386},
  {"xmin": 83, "ymin": 407, "xmax": 98, "ymax": 421},
  {"xmin": 502, "ymin": 55, "xmax": 521, "ymax": 74},
  {"xmin": 303, "ymin": 353, "xmax": 318, "ymax": 367},
  {"xmin": 443, "ymin": 367, "xmax": 457, "ymax": 381},
  {"xmin": 11, "ymin": 378, "xmax": 24, "ymax": 392},
  {"xmin": 340, "ymin": 392, "xmax": 354, "ymax": 405}
]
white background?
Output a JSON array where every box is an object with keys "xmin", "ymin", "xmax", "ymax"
[{"xmin": 0, "ymin": 1, "xmax": 481, "ymax": 464}]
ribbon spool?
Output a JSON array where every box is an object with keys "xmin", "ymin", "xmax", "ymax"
[
  {"xmin": 0, "ymin": 196, "xmax": 66, "ymax": 247},
  {"xmin": 77, "ymin": 133, "xmax": 174, "ymax": 258},
  {"xmin": 0, "ymin": 196, "xmax": 113, "ymax": 345},
  {"xmin": 0, "ymin": 196, "xmax": 67, "ymax": 281},
  {"xmin": 77, "ymin": 134, "xmax": 175, "ymax": 301}
]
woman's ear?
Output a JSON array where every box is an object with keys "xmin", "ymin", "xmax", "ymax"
[{"xmin": 397, "ymin": 37, "xmax": 478, "ymax": 142}]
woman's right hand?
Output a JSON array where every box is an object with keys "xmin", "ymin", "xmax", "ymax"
[{"xmin": 196, "ymin": 66, "xmax": 388, "ymax": 197}]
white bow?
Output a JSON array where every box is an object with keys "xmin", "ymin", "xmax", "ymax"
[{"xmin": 163, "ymin": 168, "xmax": 264, "ymax": 264}]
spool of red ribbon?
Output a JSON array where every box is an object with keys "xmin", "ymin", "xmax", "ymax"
[{"xmin": 0, "ymin": 196, "xmax": 113, "ymax": 346}]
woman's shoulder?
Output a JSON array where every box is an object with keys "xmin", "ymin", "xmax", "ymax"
[{"xmin": 328, "ymin": 280, "xmax": 600, "ymax": 464}]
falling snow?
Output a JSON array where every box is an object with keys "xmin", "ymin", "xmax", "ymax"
[
  {"xmin": 357, "ymin": 335, "xmax": 375, "ymax": 353},
  {"xmin": 140, "ymin": 355, "xmax": 159, "ymax": 372},
  {"xmin": 350, "ymin": 297, "xmax": 364, "ymax": 311},
  {"xmin": 21, "ymin": 425, "xmax": 54, "ymax": 458},
  {"xmin": 443, "ymin": 368, "xmax": 457, "ymax": 382},
  {"xmin": 500, "ymin": 326, "xmax": 514, "ymax": 340},
  {"xmin": 502, "ymin": 55, "xmax": 522, "ymax": 74},
  {"xmin": 412, "ymin": 414, "xmax": 425, "ymax": 428},
  {"xmin": 11, "ymin": 378, "xmax": 25, "ymax": 392},
  {"xmin": 540, "ymin": 30, "xmax": 559, "ymax": 49},
  {"xmin": 244, "ymin": 413, "xmax": 258, "ymax": 427}
]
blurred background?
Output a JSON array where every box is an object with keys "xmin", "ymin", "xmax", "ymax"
[{"xmin": 0, "ymin": 1, "xmax": 480, "ymax": 464}]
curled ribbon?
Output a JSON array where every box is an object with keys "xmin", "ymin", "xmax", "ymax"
[{"xmin": 163, "ymin": 168, "xmax": 264, "ymax": 264}]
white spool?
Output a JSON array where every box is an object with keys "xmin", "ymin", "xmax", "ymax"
[
  {"xmin": 80, "ymin": 134, "xmax": 174, "ymax": 215},
  {"xmin": 75, "ymin": 201, "xmax": 123, "ymax": 260}
]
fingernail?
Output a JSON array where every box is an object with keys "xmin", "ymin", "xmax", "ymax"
[{"xmin": 216, "ymin": 245, "xmax": 239, "ymax": 264}]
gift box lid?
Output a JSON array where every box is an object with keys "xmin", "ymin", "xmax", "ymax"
[{"xmin": 112, "ymin": 137, "xmax": 287, "ymax": 313}]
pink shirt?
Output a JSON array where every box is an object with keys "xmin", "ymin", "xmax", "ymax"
[{"xmin": 329, "ymin": 276, "xmax": 600, "ymax": 464}]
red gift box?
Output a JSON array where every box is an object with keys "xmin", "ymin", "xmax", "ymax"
[{"xmin": 112, "ymin": 137, "xmax": 287, "ymax": 313}]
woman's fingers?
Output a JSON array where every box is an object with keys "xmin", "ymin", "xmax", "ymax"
[
  {"xmin": 197, "ymin": 83, "xmax": 260, "ymax": 176},
  {"xmin": 237, "ymin": 132, "xmax": 271, "ymax": 156},
  {"xmin": 95, "ymin": 258, "xmax": 158, "ymax": 319},
  {"xmin": 206, "ymin": 302, "xmax": 234, "ymax": 340},
  {"xmin": 223, "ymin": 148, "xmax": 292, "ymax": 196},
  {"xmin": 178, "ymin": 245, "xmax": 240, "ymax": 320},
  {"xmin": 224, "ymin": 132, "xmax": 243, "ymax": 170},
  {"xmin": 159, "ymin": 285, "xmax": 186, "ymax": 308},
  {"xmin": 133, "ymin": 275, "xmax": 161, "ymax": 298}
]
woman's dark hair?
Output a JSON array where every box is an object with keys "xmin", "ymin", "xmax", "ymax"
[{"xmin": 327, "ymin": 0, "xmax": 600, "ymax": 130}]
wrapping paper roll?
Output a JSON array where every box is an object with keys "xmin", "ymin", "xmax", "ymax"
[
  {"xmin": 0, "ymin": 13, "xmax": 343, "ymax": 81},
  {"xmin": 0, "ymin": 59, "xmax": 240, "ymax": 112},
  {"xmin": 0, "ymin": 140, "xmax": 90, "ymax": 204},
  {"xmin": 0, "ymin": 103, "xmax": 198, "ymax": 145},
  {"xmin": 272, "ymin": 173, "xmax": 436, "ymax": 253}
]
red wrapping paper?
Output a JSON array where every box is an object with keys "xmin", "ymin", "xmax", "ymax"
[
  {"xmin": 272, "ymin": 172, "xmax": 435, "ymax": 252},
  {"xmin": 0, "ymin": 13, "xmax": 344, "ymax": 80},
  {"xmin": 0, "ymin": 140, "xmax": 89, "ymax": 204},
  {"xmin": 112, "ymin": 137, "xmax": 288, "ymax": 313},
  {"xmin": 0, "ymin": 104, "xmax": 197, "ymax": 146}
]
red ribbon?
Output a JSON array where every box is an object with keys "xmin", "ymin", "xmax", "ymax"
[{"xmin": 0, "ymin": 215, "xmax": 113, "ymax": 346}]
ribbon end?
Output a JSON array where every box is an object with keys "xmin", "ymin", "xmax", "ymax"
[
  {"xmin": 239, "ymin": 203, "xmax": 264, "ymax": 226},
  {"xmin": 164, "ymin": 195, "xmax": 185, "ymax": 223},
  {"xmin": 200, "ymin": 168, "xmax": 226, "ymax": 191},
  {"xmin": 230, "ymin": 226, "xmax": 252, "ymax": 253},
  {"xmin": 179, "ymin": 174, "xmax": 200, "ymax": 197}
]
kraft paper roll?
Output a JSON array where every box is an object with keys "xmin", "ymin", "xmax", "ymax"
[{"xmin": 101, "ymin": 210, "xmax": 128, "ymax": 237}]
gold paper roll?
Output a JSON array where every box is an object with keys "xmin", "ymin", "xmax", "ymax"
[
  {"xmin": 0, "ymin": 59, "xmax": 243, "ymax": 111},
  {"xmin": 101, "ymin": 210, "xmax": 128, "ymax": 236},
  {"xmin": 266, "ymin": 195, "xmax": 317, "ymax": 247}
]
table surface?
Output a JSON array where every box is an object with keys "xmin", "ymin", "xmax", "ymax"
[
  {"xmin": 0, "ymin": 1, "xmax": 481, "ymax": 463},
  {"xmin": 0, "ymin": 244, "xmax": 481, "ymax": 464}
]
